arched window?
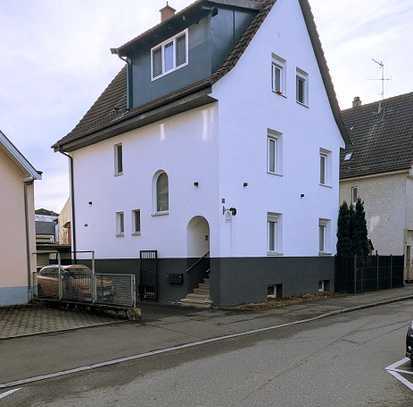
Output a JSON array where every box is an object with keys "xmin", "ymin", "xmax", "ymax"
[{"xmin": 155, "ymin": 171, "xmax": 169, "ymax": 213}]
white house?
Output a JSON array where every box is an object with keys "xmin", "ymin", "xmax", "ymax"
[
  {"xmin": 54, "ymin": 0, "xmax": 348, "ymax": 306},
  {"xmin": 340, "ymin": 92, "xmax": 413, "ymax": 282}
]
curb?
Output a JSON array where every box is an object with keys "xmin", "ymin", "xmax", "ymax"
[{"xmin": 1, "ymin": 293, "xmax": 413, "ymax": 390}]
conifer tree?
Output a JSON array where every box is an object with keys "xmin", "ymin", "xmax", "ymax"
[{"xmin": 337, "ymin": 201, "xmax": 352, "ymax": 257}]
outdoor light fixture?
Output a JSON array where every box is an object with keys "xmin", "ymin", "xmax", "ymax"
[
  {"xmin": 223, "ymin": 206, "xmax": 237, "ymax": 216},
  {"xmin": 194, "ymin": 181, "xmax": 199, "ymax": 188},
  {"xmin": 243, "ymin": 182, "xmax": 248, "ymax": 188}
]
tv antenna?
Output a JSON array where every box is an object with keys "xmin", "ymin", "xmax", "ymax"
[{"xmin": 371, "ymin": 59, "xmax": 391, "ymax": 100}]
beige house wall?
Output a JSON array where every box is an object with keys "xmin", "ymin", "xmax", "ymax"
[
  {"xmin": 58, "ymin": 198, "xmax": 71, "ymax": 245},
  {"xmin": 340, "ymin": 172, "xmax": 408, "ymax": 256},
  {"xmin": 0, "ymin": 146, "xmax": 36, "ymax": 304}
]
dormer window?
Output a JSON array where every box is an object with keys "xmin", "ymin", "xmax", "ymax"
[{"xmin": 151, "ymin": 29, "xmax": 188, "ymax": 81}]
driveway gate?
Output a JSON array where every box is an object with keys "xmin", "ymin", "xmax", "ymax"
[{"xmin": 139, "ymin": 250, "xmax": 159, "ymax": 301}]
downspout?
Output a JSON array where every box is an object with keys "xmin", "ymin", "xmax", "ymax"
[
  {"xmin": 23, "ymin": 179, "xmax": 33, "ymax": 302},
  {"xmin": 59, "ymin": 150, "xmax": 76, "ymax": 261}
]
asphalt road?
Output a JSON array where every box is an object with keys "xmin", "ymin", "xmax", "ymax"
[{"xmin": 2, "ymin": 300, "xmax": 413, "ymax": 406}]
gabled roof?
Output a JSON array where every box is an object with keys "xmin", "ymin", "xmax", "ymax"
[
  {"xmin": 54, "ymin": 0, "xmax": 348, "ymax": 152},
  {"xmin": 340, "ymin": 91, "xmax": 413, "ymax": 180},
  {"xmin": 0, "ymin": 130, "xmax": 42, "ymax": 180},
  {"xmin": 36, "ymin": 208, "xmax": 59, "ymax": 217}
]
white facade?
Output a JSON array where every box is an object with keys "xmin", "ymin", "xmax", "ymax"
[
  {"xmin": 72, "ymin": 0, "xmax": 344, "ymax": 261},
  {"xmin": 340, "ymin": 170, "xmax": 413, "ymax": 257}
]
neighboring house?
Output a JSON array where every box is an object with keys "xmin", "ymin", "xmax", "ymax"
[
  {"xmin": 35, "ymin": 208, "xmax": 58, "ymax": 244},
  {"xmin": 0, "ymin": 130, "xmax": 41, "ymax": 306},
  {"xmin": 58, "ymin": 198, "xmax": 72, "ymax": 245},
  {"xmin": 340, "ymin": 92, "xmax": 413, "ymax": 281},
  {"xmin": 53, "ymin": 0, "xmax": 348, "ymax": 306}
]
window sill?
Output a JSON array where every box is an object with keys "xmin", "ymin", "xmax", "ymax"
[
  {"xmin": 116, "ymin": 234, "xmax": 125, "ymax": 238},
  {"xmin": 267, "ymin": 171, "xmax": 284, "ymax": 177},
  {"xmin": 319, "ymin": 252, "xmax": 332, "ymax": 257},
  {"xmin": 132, "ymin": 232, "xmax": 141, "ymax": 237},
  {"xmin": 152, "ymin": 211, "xmax": 169, "ymax": 217},
  {"xmin": 296, "ymin": 101, "xmax": 309, "ymax": 109},
  {"xmin": 319, "ymin": 183, "xmax": 333, "ymax": 189},
  {"xmin": 267, "ymin": 251, "xmax": 284, "ymax": 257},
  {"xmin": 114, "ymin": 172, "xmax": 124, "ymax": 177},
  {"xmin": 272, "ymin": 91, "xmax": 287, "ymax": 99}
]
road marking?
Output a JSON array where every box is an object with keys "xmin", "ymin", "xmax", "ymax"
[
  {"xmin": 0, "ymin": 388, "xmax": 21, "ymax": 400},
  {"xmin": 385, "ymin": 358, "xmax": 413, "ymax": 391}
]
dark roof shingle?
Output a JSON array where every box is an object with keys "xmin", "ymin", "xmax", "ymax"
[{"xmin": 341, "ymin": 91, "xmax": 413, "ymax": 179}]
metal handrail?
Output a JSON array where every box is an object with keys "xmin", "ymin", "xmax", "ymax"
[{"xmin": 186, "ymin": 252, "xmax": 210, "ymax": 274}]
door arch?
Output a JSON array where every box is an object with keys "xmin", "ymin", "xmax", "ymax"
[{"xmin": 187, "ymin": 216, "xmax": 210, "ymax": 258}]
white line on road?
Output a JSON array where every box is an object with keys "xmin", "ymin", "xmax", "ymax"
[
  {"xmin": 385, "ymin": 358, "xmax": 413, "ymax": 391},
  {"xmin": 0, "ymin": 388, "xmax": 21, "ymax": 400}
]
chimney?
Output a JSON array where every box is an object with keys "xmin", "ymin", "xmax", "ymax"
[
  {"xmin": 160, "ymin": 2, "xmax": 176, "ymax": 22},
  {"xmin": 352, "ymin": 96, "xmax": 362, "ymax": 108}
]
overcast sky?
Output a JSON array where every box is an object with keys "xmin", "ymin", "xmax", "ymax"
[{"xmin": 0, "ymin": 0, "xmax": 412, "ymax": 213}]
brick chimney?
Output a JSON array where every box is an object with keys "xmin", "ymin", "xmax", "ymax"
[
  {"xmin": 352, "ymin": 96, "xmax": 362, "ymax": 108},
  {"xmin": 160, "ymin": 2, "xmax": 176, "ymax": 22}
]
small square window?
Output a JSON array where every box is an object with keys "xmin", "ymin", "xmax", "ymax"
[
  {"xmin": 267, "ymin": 213, "xmax": 282, "ymax": 255},
  {"xmin": 272, "ymin": 54, "xmax": 286, "ymax": 96},
  {"xmin": 114, "ymin": 144, "xmax": 123, "ymax": 176},
  {"xmin": 116, "ymin": 212, "xmax": 125, "ymax": 237},
  {"xmin": 296, "ymin": 68, "xmax": 309, "ymax": 105},
  {"xmin": 132, "ymin": 209, "xmax": 141, "ymax": 235},
  {"xmin": 319, "ymin": 219, "xmax": 331, "ymax": 254}
]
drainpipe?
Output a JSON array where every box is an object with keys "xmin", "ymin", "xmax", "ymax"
[
  {"xmin": 110, "ymin": 49, "xmax": 133, "ymax": 109},
  {"xmin": 59, "ymin": 150, "xmax": 77, "ymax": 261},
  {"xmin": 23, "ymin": 179, "xmax": 34, "ymax": 302}
]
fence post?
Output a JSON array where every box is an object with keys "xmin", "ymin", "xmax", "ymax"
[
  {"xmin": 376, "ymin": 251, "xmax": 379, "ymax": 290},
  {"xmin": 354, "ymin": 255, "xmax": 357, "ymax": 294},
  {"xmin": 91, "ymin": 251, "xmax": 97, "ymax": 304},
  {"xmin": 58, "ymin": 252, "xmax": 63, "ymax": 300},
  {"xmin": 390, "ymin": 255, "xmax": 393, "ymax": 289}
]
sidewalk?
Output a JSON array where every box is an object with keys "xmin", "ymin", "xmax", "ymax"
[{"xmin": 1, "ymin": 286, "xmax": 413, "ymax": 386}]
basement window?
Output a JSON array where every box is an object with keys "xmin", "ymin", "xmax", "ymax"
[{"xmin": 151, "ymin": 29, "xmax": 188, "ymax": 80}]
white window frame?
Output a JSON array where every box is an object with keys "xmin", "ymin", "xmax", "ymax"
[
  {"xmin": 351, "ymin": 186, "xmax": 359, "ymax": 205},
  {"xmin": 319, "ymin": 219, "xmax": 331, "ymax": 255},
  {"xmin": 296, "ymin": 68, "xmax": 309, "ymax": 106},
  {"xmin": 152, "ymin": 170, "xmax": 169, "ymax": 216},
  {"xmin": 320, "ymin": 148, "xmax": 332, "ymax": 187},
  {"xmin": 116, "ymin": 211, "xmax": 125, "ymax": 237},
  {"xmin": 267, "ymin": 129, "xmax": 283, "ymax": 176},
  {"xmin": 267, "ymin": 213, "xmax": 283, "ymax": 256},
  {"xmin": 132, "ymin": 209, "xmax": 141, "ymax": 236},
  {"xmin": 114, "ymin": 143, "xmax": 123, "ymax": 176},
  {"xmin": 272, "ymin": 54, "xmax": 287, "ymax": 96},
  {"xmin": 151, "ymin": 29, "xmax": 189, "ymax": 81}
]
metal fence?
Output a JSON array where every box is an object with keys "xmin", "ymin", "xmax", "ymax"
[
  {"xmin": 335, "ymin": 255, "xmax": 404, "ymax": 294},
  {"xmin": 33, "ymin": 252, "xmax": 137, "ymax": 309}
]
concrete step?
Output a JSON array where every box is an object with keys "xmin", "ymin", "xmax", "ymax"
[
  {"xmin": 198, "ymin": 282, "xmax": 210, "ymax": 289},
  {"xmin": 184, "ymin": 293, "xmax": 211, "ymax": 302},
  {"xmin": 193, "ymin": 288, "xmax": 210, "ymax": 295},
  {"xmin": 180, "ymin": 297, "xmax": 213, "ymax": 309}
]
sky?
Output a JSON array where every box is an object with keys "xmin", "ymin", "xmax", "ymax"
[{"xmin": 0, "ymin": 0, "xmax": 412, "ymax": 213}]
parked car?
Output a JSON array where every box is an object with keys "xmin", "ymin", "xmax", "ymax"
[
  {"xmin": 406, "ymin": 322, "xmax": 413, "ymax": 366},
  {"xmin": 37, "ymin": 264, "xmax": 93, "ymax": 302}
]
